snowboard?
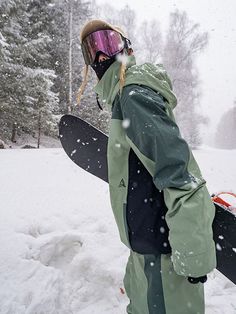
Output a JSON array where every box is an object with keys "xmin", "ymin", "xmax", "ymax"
[
  {"xmin": 59, "ymin": 114, "xmax": 236, "ymax": 285},
  {"xmin": 59, "ymin": 114, "xmax": 108, "ymax": 182}
]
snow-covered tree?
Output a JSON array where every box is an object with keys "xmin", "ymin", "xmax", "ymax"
[
  {"xmin": 93, "ymin": 2, "xmax": 137, "ymax": 49},
  {"xmin": 215, "ymin": 101, "xmax": 236, "ymax": 149},
  {"xmin": 163, "ymin": 10, "xmax": 208, "ymax": 146},
  {"xmin": 0, "ymin": 31, "xmax": 8, "ymax": 59},
  {"xmin": 49, "ymin": 0, "xmax": 107, "ymax": 131},
  {"xmin": 137, "ymin": 20, "xmax": 162, "ymax": 64},
  {"xmin": 0, "ymin": 0, "xmax": 94, "ymax": 142},
  {"xmin": 47, "ymin": 0, "xmax": 92, "ymax": 113},
  {"xmin": 0, "ymin": 1, "xmax": 27, "ymax": 141},
  {"xmin": 0, "ymin": 0, "xmax": 59, "ymax": 142},
  {"xmin": 0, "ymin": 32, "xmax": 11, "ymax": 141}
]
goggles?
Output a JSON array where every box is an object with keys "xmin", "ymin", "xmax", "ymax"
[{"xmin": 81, "ymin": 29, "xmax": 126, "ymax": 65}]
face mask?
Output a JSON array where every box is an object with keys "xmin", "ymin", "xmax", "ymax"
[{"xmin": 91, "ymin": 56, "xmax": 116, "ymax": 80}]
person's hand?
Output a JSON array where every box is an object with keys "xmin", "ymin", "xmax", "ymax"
[{"xmin": 187, "ymin": 275, "xmax": 207, "ymax": 284}]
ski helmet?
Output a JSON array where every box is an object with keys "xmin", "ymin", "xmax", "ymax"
[{"xmin": 80, "ymin": 20, "xmax": 131, "ymax": 65}]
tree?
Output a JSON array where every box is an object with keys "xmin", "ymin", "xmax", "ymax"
[
  {"xmin": 137, "ymin": 20, "xmax": 162, "ymax": 64},
  {"xmin": 163, "ymin": 10, "xmax": 208, "ymax": 146},
  {"xmin": 48, "ymin": 0, "xmax": 92, "ymax": 113},
  {"xmin": 0, "ymin": 0, "xmax": 60, "ymax": 142},
  {"xmin": 0, "ymin": 0, "xmax": 34, "ymax": 141},
  {"xmin": 0, "ymin": 31, "xmax": 8, "ymax": 60},
  {"xmin": 215, "ymin": 101, "xmax": 236, "ymax": 149},
  {"xmin": 94, "ymin": 2, "xmax": 137, "ymax": 48},
  {"xmin": 0, "ymin": 30, "xmax": 10, "ymax": 140}
]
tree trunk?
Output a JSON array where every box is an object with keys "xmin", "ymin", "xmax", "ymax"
[
  {"xmin": 37, "ymin": 110, "xmax": 42, "ymax": 149},
  {"xmin": 68, "ymin": 0, "xmax": 73, "ymax": 114},
  {"xmin": 11, "ymin": 122, "xmax": 17, "ymax": 143}
]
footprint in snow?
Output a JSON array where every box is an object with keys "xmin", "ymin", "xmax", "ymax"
[{"xmin": 27, "ymin": 232, "xmax": 82, "ymax": 271}]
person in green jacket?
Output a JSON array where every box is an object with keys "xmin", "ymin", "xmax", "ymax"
[{"xmin": 78, "ymin": 19, "xmax": 216, "ymax": 314}]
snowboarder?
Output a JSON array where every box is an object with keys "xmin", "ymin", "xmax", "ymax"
[{"xmin": 78, "ymin": 19, "xmax": 216, "ymax": 314}]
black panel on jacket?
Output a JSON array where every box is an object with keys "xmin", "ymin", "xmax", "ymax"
[{"xmin": 126, "ymin": 149, "xmax": 171, "ymax": 255}]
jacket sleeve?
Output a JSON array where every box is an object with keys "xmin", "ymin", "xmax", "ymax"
[{"xmin": 120, "ymin": 85, "xmax": 216, "ymax": 277}]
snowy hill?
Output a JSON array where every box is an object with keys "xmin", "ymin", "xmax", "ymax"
[{"xmin": 0, "ymin": 148, "xmax": 236, "ymax": 314}]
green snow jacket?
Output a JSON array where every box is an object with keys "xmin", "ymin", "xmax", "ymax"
[{"xmin": 94, "ymin": 55, "xmax": 216, "ymax": 278}]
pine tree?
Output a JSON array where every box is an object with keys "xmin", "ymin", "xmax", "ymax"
[
  {"xmin": 47, "ymin": 0, "xmax": 92, "ymax": 113},
  {"xmin": 0, "ymin": 0, "xmax": 29, "ymax": 141},
  {"xmin": 0, "ymin": 0, "xmax": 59, "ymax": 143},
  {"xmin": 0, "ymin": 30, "xmax": 11, "ymax": 140}
]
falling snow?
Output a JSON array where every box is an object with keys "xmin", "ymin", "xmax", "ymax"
[{"xmin": 122, "ymin": 118, "xmax": 130, "ymax": 129}]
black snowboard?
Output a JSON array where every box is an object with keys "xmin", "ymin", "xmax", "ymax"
[
  {"xmin": 59, "ymin": 114, "xmax": 236, "ymax": 285},
  {"xmin": 59, "ymin": 114, "xmax": 108, "ymax": 182},
  {"xmin": 213, "ymin": 204, "xmax": 236, "ymax": 284}
]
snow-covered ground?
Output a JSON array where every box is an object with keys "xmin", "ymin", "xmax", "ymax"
[
  {"xmin": 0, "ymin": 147, "xmax": 236, "ymax": 314},
  {"xmin": 3, "ymin": 134, "xmax": 61, "ymax": 149}
]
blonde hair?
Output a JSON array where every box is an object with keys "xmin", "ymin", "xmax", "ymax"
[
  {"xmin": 119, "ymin": 61, "xmax": 127, "ymax": 96},
  {"xmin": 76, "ymin": 56, "xmax": 128, "ymax": 106},
  {"xmin": 76, "ymin": 65, "xmax": 89, "ymax": 106}
]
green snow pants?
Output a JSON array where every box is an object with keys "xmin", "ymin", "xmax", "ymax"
[{"xmin": 123, "ymin": 251, "xmax": 205, "ymax": 314}]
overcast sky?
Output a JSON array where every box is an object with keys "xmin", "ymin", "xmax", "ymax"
[{"xmin": 95, "ymin": 0, "xmax": 236, "ymax": 140}]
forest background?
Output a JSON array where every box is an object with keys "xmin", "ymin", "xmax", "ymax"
[{"xmin": 0, "ymin": 0, "xmax": 235, "ymax": 149}]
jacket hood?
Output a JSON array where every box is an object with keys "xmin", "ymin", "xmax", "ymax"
[{"xmin": 94, "ymin": 55, "xmax": 177, "ymax": 110}]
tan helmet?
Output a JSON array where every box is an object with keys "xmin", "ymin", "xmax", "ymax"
[{"xmin": 80, "ymin": 19, "xmax": 127, "ymax": 43}]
